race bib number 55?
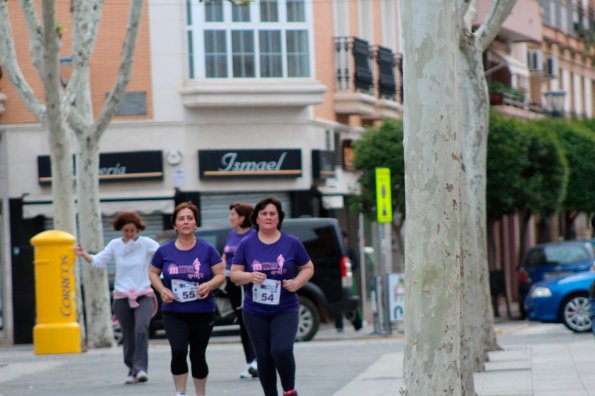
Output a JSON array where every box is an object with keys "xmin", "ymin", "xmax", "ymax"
[
  {"xmin": 171, "ymin": 279, "xmax": 199, "ymax": 302},
  {"xmin": 252, "ymin": 279, "xmax": 281, "ymax": 305}
]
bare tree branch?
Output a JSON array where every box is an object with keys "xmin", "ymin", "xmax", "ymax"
[
  {"xmin": 0, "ymin": 0, "xmax": 45, "ymax": 120},
  {"xmin": 463, "ymin": 0, "xmax": 477, "ymax": 33},
  {"xmin": 458, "ymin": 0, "xmax": 472, "ymax": 30},
  {"xmin": 19, "ymin": 0, "xmax": 44, "ymax": 77},
  {"xmin": 476, "ymin": 0, "xmax": 517, "ymax": 51},
  {"xmin": 92, "ymin": 0, "xmax": 143, "ymax": 137},
  {"xmin": 62, "ymin": 0, "xmax": 104, "ymax": 122},
  {"xmin": 41, "ymin": 0, "xmax": 63, "ymax": 132}
]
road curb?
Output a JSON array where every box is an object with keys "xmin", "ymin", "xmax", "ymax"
[{"xmin": 495, "ymin": 322, "xmax": 530, "ymax": 335}]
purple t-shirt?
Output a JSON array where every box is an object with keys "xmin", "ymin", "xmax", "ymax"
[
  {"xmin": 151, "ymin": 239, "xmax": 222, "ymax": 313},
  {"xmin": 232, "ymin": 232, "xmax": 310, "ymax": 316},
  {"xmin": 223, "ymin": 228, "xmax": 256, "ymax": 272}
]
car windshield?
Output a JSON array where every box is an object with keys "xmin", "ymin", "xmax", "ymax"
[{"xmin": 541, "ymin": 245, "xmax": 590, "ymax": 264}]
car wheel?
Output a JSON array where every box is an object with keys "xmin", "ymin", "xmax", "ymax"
[
  {"xmin": 296, "ymin": 296, "xmax": 320, "ymax": 342},
  {"xmin": 560, "ymin": 293, "xmax": 592, "ymax": 333}
]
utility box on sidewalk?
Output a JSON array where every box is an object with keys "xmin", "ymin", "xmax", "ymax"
[{"xmin": 30, "ymin": 230, "xmax": 81, "ymax": 354}]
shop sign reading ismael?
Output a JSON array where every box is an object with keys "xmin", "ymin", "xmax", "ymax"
[{"xmin": 199, "ymin": 149, "xmax": 302, "ymax": 178}]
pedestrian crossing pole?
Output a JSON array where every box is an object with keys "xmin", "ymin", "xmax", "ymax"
[{"xmin": 374, "ymin": 168, "xmax": 393, "ymax": 334}]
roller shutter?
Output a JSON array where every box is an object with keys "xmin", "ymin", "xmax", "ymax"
[{"xmin": 199, "ymin": 192, "xmax": 291, "ymax": 226}]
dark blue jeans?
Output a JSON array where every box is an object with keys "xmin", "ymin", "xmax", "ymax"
[{"xmin": 243, "ymin": 310, "xmax": 299, "ymax": 396}]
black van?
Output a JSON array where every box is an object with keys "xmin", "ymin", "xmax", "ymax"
[{"xmin": 148, "ymin": 217, "xmax": 360, "ymax": 341}]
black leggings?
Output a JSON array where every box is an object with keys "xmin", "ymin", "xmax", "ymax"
[
  {"xmin": 162, "ymin": 311, "xmax": 214, "ymax": 379},
  {"xmin": 225, "ymin": 279, "xmax": 256, "ymax": 363},
  {"xmin": 243, "ymin": 311, "xmax": 299, "ymax": 396}
]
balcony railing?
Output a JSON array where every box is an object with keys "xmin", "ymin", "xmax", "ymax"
[
  {"xmin": 334, "ymin": 36, "xmax": 404, "ymax": 99},
  {"xmin": 541, "ymin": 0, "xmax": 595, "ymax": 40},
  {"xmin": 335, "ymin": 36, "xmax": 374, "ymax": 94}
]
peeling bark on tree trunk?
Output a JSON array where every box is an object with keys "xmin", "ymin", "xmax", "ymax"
[
  {"xmin": 70, "ymin": 0, "xmax": 144, "ymax": 348},
  {"xmin": 0, "ymin": 0, "xmax": 86, "ymax": 348},
  {"xmin": 401, "ymin": 1, "xmax": 516, "ymax": 394},
  {"xmin": 77, "ymin": 140, "xmax": 113, "ymax": 347},
  {"xmin": 1, "ymin": 0, "xmax": 145, "ymax": 348},
  {"xmin": 401, "ymin": 3, "xmax": 464, "ymax": 394}
]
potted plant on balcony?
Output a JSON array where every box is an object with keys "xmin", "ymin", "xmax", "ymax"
[
  {"xmin": 488, "ymin": 81, "xmax": 506, "ymax": 105},
  {"xmin": 488, "ymin": 81, "xmax": 525, "ymax": 106}
]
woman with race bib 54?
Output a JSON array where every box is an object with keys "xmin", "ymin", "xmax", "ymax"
[{"xmin": 230, "ymin": 196, "xmax": 314, "ymax": 396}]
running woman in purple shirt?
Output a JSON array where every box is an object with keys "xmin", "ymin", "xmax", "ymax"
[
  {"xmin": 150, "ymin": 201, "xmax": 225, "ymax": 396},
  {"xmin": 223, "ymin": 202, "xmax": 258, "ymax": 379},
  {"xmin": 231, "ymin": 196, "xmax": 314, "ymax": 396}
]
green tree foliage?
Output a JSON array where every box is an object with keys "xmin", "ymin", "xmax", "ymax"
[
  {"xmin": 352, "ymin": 119, "xmax": 405, "ymax": 218},
  {"xmin": 541, "ymin": 119, "xmax": 595, "ymax": 215},
  {"xmin": 487, "ymin": 112, "xmax": 568, "ymax": 266},
  {"xmin": 486, "ymin": 112, "xmax": 529, "ymax": 219},
  {"xmin": 487, "ymin": 112, "xmax": 568, "ymax": 220},
  {"xmin": 521, "ymin": 120, "xmax": 568, "ymax": 216}
]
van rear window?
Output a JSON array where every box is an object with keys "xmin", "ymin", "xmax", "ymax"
[{"xmin": 285, "ymin": 224, "xmax": 340, "ymax": 259}]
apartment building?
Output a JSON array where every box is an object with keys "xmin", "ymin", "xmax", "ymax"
[
  {"xmin": 0, "ymin": 0, "xmax": 402, "ymax": 344},
  {"xmin": 478, "ymin": 0, "xmax": 595, "ymax": 309}
]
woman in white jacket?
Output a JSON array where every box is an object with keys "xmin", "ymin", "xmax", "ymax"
[{"xmin": 75, "ymin": 211, "xmax": 159, "ymax": 385}]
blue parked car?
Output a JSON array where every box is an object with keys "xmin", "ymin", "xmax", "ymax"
[
  {"xmin": 524, "ymin": 270, "xmax": 595, "ymax": 332},
  {"xmin": 517, "ymin": 240, "xmax": 595, "ymax": 317}
]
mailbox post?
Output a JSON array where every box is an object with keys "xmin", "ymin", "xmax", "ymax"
[{"xmin": 30, "ymin": 230, "xmax": 81, "ymax": 354}]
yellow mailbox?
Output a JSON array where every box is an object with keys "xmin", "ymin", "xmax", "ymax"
[{"xmin": 30, "ymin": 230, "xmax": 81, "ymax": 354}]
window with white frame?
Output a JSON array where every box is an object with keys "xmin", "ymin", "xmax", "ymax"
[{"xmin": 186, "ymin": 0, "xmax": 312, "ymax": 80}]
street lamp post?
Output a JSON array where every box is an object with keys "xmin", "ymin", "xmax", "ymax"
[{"xmin": 544, "ymin": 90, "xmax": 566, "ymax": 117}]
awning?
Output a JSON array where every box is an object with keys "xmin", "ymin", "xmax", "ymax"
[
  {"xmin": 489, "ymin": 49, "xmax": 530, "ymax": 78},
  {"xmin": 22, "ymin": 196, "xmax": 175, "ymax": 219}
]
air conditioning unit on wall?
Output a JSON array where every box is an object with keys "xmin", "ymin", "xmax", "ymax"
[{"xmin": 528, "ymin": 49, "xmax": 543, "ymax": 72}]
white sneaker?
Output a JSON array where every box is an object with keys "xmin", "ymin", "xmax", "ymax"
[
  {"xmin": 239, "ymin": 366, "xmax": 252, "ymax": 379},
  {"xmin": 175, "ymin": 392, "xmax": 186, "ymax": 396},
  {"xmin": 124, "ymin": 374, "xmax": 136, "ymax": 384},
  {"xmin": 239, "ymin": 360, "xmax": 258, "ymax": 378},
  {"xmin": 248, "ymin": 359, "xmax": 258, "ymax": 377},
  {"xmin": 135, "ymin": 370, "xmax": 148, "ymax": 383}
]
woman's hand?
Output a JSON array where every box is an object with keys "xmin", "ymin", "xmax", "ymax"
[
  {"xmin": 283, "ymin": 261, "xmax": 314, "ymax": 293},
  {"xmin": 196, "ymin": 282, "xmax": 211, "ymax": 299},
  {"xmin": 73, "ymin": 244, "xmax": 92, "ymax": 263},
  {"xmin": 160, "ymin": 288, "xmax": 175, "ymax": 304},
  {"xmin": 251, "ymin": 271, "xmax": 267, "ymax": 285},
  {"xmin": 282, "ymin": 279, "xmax": 299, "ymax": 293}
]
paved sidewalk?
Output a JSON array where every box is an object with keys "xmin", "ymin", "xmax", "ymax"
[
  {"xmin": 2, "ymin": 322, "xmax": 594, "ymax": 395},
  {"xmin": 334, "ymin": 322, "xmax": 595, "ymax": 396}
]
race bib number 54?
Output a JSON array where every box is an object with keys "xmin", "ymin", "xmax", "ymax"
[
  {"xmin": 253, "ymin": 279, "xmax": 281, "ymax": 305},
  {"xmin": 171, "ymin": 279, "xmax": 199, "ymax": 302}
]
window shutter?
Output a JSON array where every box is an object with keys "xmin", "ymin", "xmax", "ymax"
[
  {"xmin": 376, "ymin": 46, "xmax": 396, "ymax": 98},
  {"xmin": 352, "ymin": 38, "xmax": 373, "ymax": 91}
]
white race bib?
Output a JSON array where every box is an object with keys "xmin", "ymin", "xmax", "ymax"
[
  {"xmin": 171, "ymin": 279, "xmax": 199, "ymax": 302},
  {"xmin": 252, "ymin": 279, "xmax": 281, "ymax": 306}
]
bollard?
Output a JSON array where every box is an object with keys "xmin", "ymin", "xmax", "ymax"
[{"xmin": 30, "ymin": 230, "xmax": 81, "ymax": 354}]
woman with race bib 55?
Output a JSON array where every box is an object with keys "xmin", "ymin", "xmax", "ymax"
[
  {"xmin": 230, "ymin": 196, "xmax": 314, "ymax": 396},
  {"xmin": 150, "ymin": 201, "xmax": 225, "ymax": 396}
]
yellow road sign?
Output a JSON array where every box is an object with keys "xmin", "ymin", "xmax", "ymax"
[{"xmin": 375, "ymin": 168, "xmax": 393, "ymax": 223}]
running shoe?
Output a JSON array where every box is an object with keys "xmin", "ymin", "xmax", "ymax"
[
  {"xmin": 240, "ymin": 360, "xmax": 258, "ymax": 378},
  {"xmin": 135, "ymin": 370, "xmax": 148, "ymax": 383},
  {"xmin": 248, "ymin": 359, "xmax": 258, "ymax": 377}
]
